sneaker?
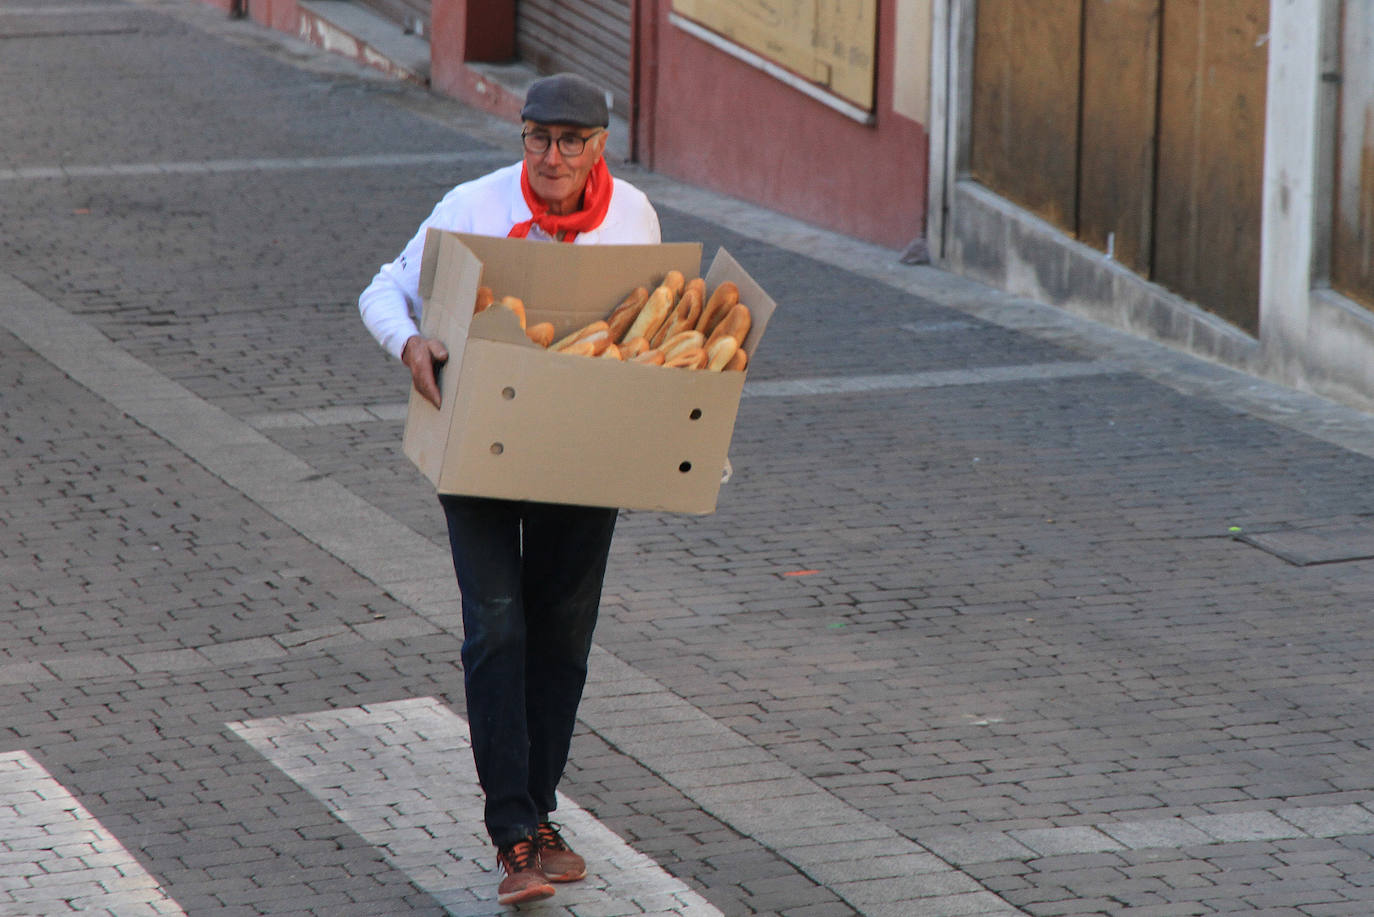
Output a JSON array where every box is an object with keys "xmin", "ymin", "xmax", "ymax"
[
  {"xmin": 495, "ymin": 838, "xmax": 555, "ymax": 906},
  {"xmin": 535, "ymin": 821, "xmax": 586, "ymax": 882}
]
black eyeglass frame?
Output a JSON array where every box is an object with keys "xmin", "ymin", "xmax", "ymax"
[{"xmin": 521, "ymin": 128, "xmax": 605, "ymax": 158}]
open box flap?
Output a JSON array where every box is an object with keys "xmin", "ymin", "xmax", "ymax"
[
  {"xmin": 403, "ymin": 229, "xmax": 484, "ymax": 488},
  {"xmin": 703, "ymin": 247, "xmax": 776, "ymax": 357}
]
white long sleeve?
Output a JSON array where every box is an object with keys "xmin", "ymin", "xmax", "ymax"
[{"xmin": 359, "ymin": 162, "xmax": 662, "ymax": 359}]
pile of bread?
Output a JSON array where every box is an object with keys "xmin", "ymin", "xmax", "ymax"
[{"xmin": 475, "ymin": 270, "xmax": 750, "ymax": 372}]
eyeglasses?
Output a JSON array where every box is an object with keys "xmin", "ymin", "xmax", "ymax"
[{"xmin": 521, "ymin": 128, "xmax": 604, "ymax": 158}]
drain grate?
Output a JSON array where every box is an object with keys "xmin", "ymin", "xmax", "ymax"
[{"xmin": 1237, "ymin": 523, "xmax": 1374, "ymax": 566}]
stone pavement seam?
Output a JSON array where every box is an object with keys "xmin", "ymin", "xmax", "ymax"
[
  {"xmin": 0, "ymin": 151, "xmax": 507, "ymax": 183},
  {"xmin": 923, "ymin": 804, "xmax": 1374, "ymax": 865}
]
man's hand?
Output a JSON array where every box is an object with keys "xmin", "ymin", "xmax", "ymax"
[{"xmin": 402, "ymin": 335, "xmax": 449, "ymax": 409}]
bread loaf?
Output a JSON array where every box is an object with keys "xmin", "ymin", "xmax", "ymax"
[
  {"xmin": 664, "ymin": 347, "xmax": 707, "ymax": 369},
  {"xmin": 661, "ymin": 330, "xmax": 706, "ymax": 360},
  {"xmin": 705, "ymin": 335, "xmax": 739, "ymax": 371},
  {"xmin": 697, "ymin": 281, "xmax": 738, "ymax": 335},
  {"xmin": 705, "ymin": 303, "xmax": 750, "ymax": 349},
  {"xmin": 620, "ymin": 336, "xmax": 651, "ymax": 359},
  {"xmin": 660, "ymin": 269, "xmax": 686, "ymax": 299},
  {"xmin": 496, "ymin": 295, "xmax": 526, "ymax": 330},
  {"xmin": 526, "ymin": 321, "xmax": 555, "ymax": 347},
  {"xmin": 581, "ymin": 328, "xmax": 613, "ymax": 356},
  {"xmin": 561, "ymin": 338, "xmax": 597, "ymax": 357},
  {"xmin": 623, "ymin": 285, "xmax": 675, "ymax": 343},
  {"xmin": 474, "ymin": 285, "xmax": 495, "ymax": 314},
  {"xmin": 654, "ymin": 285, "xmax": 703, "ymax": 346},
  {"xmin": 607, "ymin": 286, "xmax": 649, "ymax": 341},
  {"xmin": 552, "ymin": 319, "xmax": 608, "ymax": 352}
]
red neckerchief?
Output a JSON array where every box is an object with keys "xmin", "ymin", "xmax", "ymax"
[{"xmin": 508, "ymin": 157, "xmax": 613, "ymax": 243}]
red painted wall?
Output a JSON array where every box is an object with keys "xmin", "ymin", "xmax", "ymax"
[
  {"xmin": 430, "ymin": 0, "xmax": 524, "ymax": 121},
  {"xmin": 637, "ymin": 0, "xmax": 927, "ymax": 251},
  {"xmin": 202, "ymin": 0, "xmax": 299, "ymax": 35}
]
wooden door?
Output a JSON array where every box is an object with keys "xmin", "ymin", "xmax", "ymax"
[
  {"xmin": 1077, "ymin": 0, "xmax": 1160, "ymax": 275},
  {"xmin": 969, "ymin": 0, "xmax": 1269, "ymax": 335},
  {"xmin": 1153, "ymin": 0, "xmax": 1269, "ymax": 333},
  {"xmin": 970, "ymin": 1, "xmax": 1081, "ymax": 230},
  {"xmin": 1333, "ymin": 0, "xmax": 1374, "ymax": 309}
]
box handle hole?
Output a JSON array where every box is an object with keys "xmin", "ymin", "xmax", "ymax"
[
  {"xmin": 689, "ymin": 408, "xmax": 702, "ymax": 420},
  {"xmin": 679, "ymin": 461, "xmax": 692, "ymax": 473},
  {"xmin": 501, "ymin": 386, "xmax": 516, "ymax": 400},
  {"xmin": 490, "ymin": 442, "xmax": 504, "ymax": 455}
]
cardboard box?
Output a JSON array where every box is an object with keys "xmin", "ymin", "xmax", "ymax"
[{"xmin": 402, "ymin": 230, "xmax": 775, "ymax": 514}]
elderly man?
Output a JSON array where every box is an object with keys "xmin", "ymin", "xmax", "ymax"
[{"xmin": 358, "ymin": 73, "xmax": 661, "ymax": 906}]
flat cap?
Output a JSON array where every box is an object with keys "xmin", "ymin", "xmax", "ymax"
[{"xmin": 520, "ymin": 72, "xmax": 609, "ymax": 128}]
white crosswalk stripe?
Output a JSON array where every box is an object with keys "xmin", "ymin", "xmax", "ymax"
[
  {"xmin": 228, "ymin": 697, "xmax": 723, "ymax": 916},
  {"xmin": 0, "ymin": 751, "xmax": 186, "ymax": 917}
]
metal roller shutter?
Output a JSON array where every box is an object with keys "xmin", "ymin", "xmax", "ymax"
[{"xmin": 515, "ymin": 0, "xmax": 632, "ymax": 119}]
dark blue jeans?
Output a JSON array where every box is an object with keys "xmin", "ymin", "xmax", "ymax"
[{"xmin": 439, "ymin": 494, "xmax": 618, "ymax": 847}]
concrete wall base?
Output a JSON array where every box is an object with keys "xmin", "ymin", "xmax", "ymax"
[{"xmin": 941, "ymin": 179, "xmax": 1374, "ymax": 415}]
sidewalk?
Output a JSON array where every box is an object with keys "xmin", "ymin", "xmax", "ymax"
[{"xmin": 5, "ymin": 2, "xmax": 1374, "ymax": 915}]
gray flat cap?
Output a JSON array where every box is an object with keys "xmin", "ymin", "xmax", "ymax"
[{"xmin": 520, "ymin": 73, "xmax": 609, "ymax": 128}]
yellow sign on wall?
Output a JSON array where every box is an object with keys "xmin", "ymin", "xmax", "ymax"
[{"xmin": 672, "ymin": 0, "xmax": 878, "ymax": 110}]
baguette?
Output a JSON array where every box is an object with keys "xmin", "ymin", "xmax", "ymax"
[
  {"xmin": 526, "ymin": 321, "xmax": 555, "ymax": 347},
  {"xmin": 705, "ymin": 335, "xmax": 739, "ymax": 371},
  {"xmin": 619, "ymin": 336, "xmax": 651, "ymax": 359},
  {"xmin": 653, "ymin": 284, "xmax": 703, "ymax": 346},
  {"xmin": 496, "ymin": 295, "xmax": 526, "ymax": 330},
  {"xmin": 683, "ymin": 276, "xmax": 706, "ymax": 307},
  {"xmin": 631, "ymin": 348, "xmax": 665, "ymax": 366},
  {"xmin": 706, "ymin": 302, "xmax": 750, "ymax": 349},
  {"xmin": 697, "ymin": 281, "xmax": 739, "ymax": 335},
  {"xmin": 660, "ymin": 269, "xmax": 686, "ymax": 299},
  {"xmin": 598, "ymin": 343, "xmax": 623, "ymax": 360},
  {"xmin": 580, "ymin": 328, "xmax": 613, "ymax": 356},
  {"xmin": 552, "ymin": 319, "xmax": 608, "ymax": 352},
  {"xmin": 622, "ymin": 285, "xmax": 675, "ymax": 343},
  {"xmin": 665, "ymin": 346, "xmax": 707, "ymax": 369},
  {"xmin": 606, "ymin": 286, "xmax": 649, "ymax": 341},
  {"xmin": 474, "ymin": 285, "xmax": 495, "ymax": 314},
  {"xmin": 725, "ymin": 347, "xmax": 748, "ymax": 372},
  {"xmin": 661, "ymin": 329, "xmax": 706, "ymax": 360},
  {"xmin": 560, "ymin": 338, "xmax": 597, "ymax": 357}
]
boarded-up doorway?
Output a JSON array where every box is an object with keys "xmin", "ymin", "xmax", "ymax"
[
  {"xmin": 1334, "ymin": 0, "xmax": 1374, "ymax": 310},
  {"xmin": 970, "ymin": 0, "xmax": 1269, "ymax": 335}
]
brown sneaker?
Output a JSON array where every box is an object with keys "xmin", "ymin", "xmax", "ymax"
[
  {"xmin": 495, "ymin": 838, "xmax": 555, "ymax": 906},
  {"xmin": 535, "ymin": 821, "xmax": 586, "ymax": 882}
]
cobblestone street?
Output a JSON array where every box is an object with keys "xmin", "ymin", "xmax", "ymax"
[{"xmin": 7, "ymin": 2, "xmax": 1374, "ymax": 915}]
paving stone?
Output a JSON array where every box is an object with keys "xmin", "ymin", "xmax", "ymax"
[
  {"xmin": 1008, "ymin": 827, "xmax": 1126, "ymax": 857},
  {"xmin": 9, "ymin": 3, "xmax": 1374, "ymax": 915}
]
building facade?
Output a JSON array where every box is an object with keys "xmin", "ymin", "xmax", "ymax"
[
  {"xmin": 203, "ymin": 0, "xmax": 1374, "ymax": 411},
  {"xmin": 203, "ymin": 0, "xmax": 935, "ymax": 252},
  {"xmin": 929, "ymin": 0, "xmax": 1374, "ymax": 412}
]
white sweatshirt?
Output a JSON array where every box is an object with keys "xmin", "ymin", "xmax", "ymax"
[{"xmin": 358, "ymin": 161, "xmax": 663, "ymax": 359}]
